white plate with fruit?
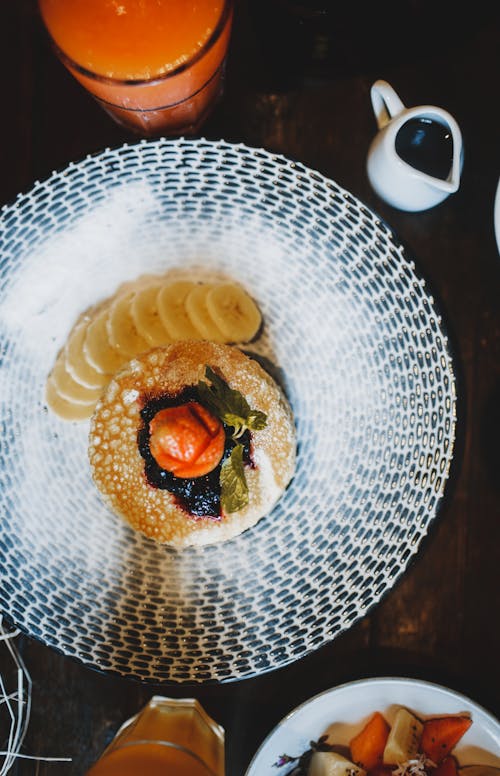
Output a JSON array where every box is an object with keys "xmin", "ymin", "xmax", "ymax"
[{"xmin": 245, "ymin": 677, "xmax": 500, "ymax": 776}]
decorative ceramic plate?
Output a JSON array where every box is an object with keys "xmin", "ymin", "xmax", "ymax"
[
  {"xmin": 0, "ymin": 139, "xmax": 456, "ymax": 683},
  {"xmin": 246, "ymin": 677, "xmax": 500, "ymax": 775}
]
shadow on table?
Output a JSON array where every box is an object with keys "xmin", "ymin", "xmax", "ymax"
[
  {"xmin": 479, "ymin": 380, "xmax": 500, "ymax": 492},
  {"xmin": 242, "ymin": 1, "xmax": 500, "ymax": 89}
]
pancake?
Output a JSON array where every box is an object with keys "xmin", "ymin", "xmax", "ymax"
[{"xmin": 88, "ymin": 342, "xmax": 296, "ymax": 548}]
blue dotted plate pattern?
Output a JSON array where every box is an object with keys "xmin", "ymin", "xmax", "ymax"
[{"xmin": 0, "ymin": 139, "xmax": 456, "ymax": 682}]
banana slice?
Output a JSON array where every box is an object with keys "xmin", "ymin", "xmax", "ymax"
[
  {"xmin": 45, "ymin": 377, "xmax": 95, "ymax": 421},
  {"xmin": 156, "ymin": 280, "xmax": 201, "ymax": 341},
  {"xmin": 184, "ymin": 283, "xmax": 226, "ymax": 342},
  {"xmin": 65, "ymin": 318, "xmax": 109, "ymax": 389},
  {"xmin": 131, "ymin": 283, "xmax": 172, "ymax": 347},
  {"xmin": 107, "ymin": 291, "xmax": 151, "ymax": 357},
  {"xmin": 50, "ymin": 353, "xmax": 102, "ymax": 405},
  {"xmin": 309, "ymin": 752, "xmax": 366, "ymax": 776},
  {"xmin": 84, "ymin": 307, "xmax": 128, "ymax": 375},
  {"xmin": 383, "ymin": 708, "xmax": 423, "ymax": 765},
  {"xmin": 206, "ymin": 283, "xmax": 262, "ymax": 342}
]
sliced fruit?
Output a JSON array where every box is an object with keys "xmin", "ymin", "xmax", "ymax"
[
  {"xmin": 107, "ymin": 291, "xmax": 151, "ymax": 357},
  {"xmin": 350, "ymin": 712, "xmax": 391, "ymax": 771},
  {"xmin": 65, "ymin": 317, "xmax": 109, "ymax": 389},
  {"xmin": 433, "ymin": 756, "xmax": 459, "ymax": 776},
  {"xmin": 50, "ymin": 354, "xmax": 102, "ymax": 405},
  {"xmin": 420, "ymin": 715, "xmax": 472, "ymax": 764},
  {"xmin": 185, "ymin": 283, "xmax": 226, "ymax": 342},
  {"xmin": 115, "ymin": 272, "xmax": 159, "ymax": 297},
  {"xmin": 309, "ymin": 751, "xmax": 366, "ymax": 776},
  {"xmin": 45, "ymin": 378, "xmax": 95, "ymax": 421},
  {"xmin": 156, "ymin": 280, "xmax": 200, "ymax": 340},
  {"xmin": 84, "ymin": 307, "xmax": 127, "ymax": 375},
  {"xmin": 383, "ymin": 708, "xmax": 423, "ymax": 765},
  {"xmin": 130, "ymin": 282, "xmax": 172, "ymax": 347},
  {"xmin": 206, "ymin": 283, "xmax": 262, "ymax": 342}
]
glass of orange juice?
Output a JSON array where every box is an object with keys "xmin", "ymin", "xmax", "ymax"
[
  {"xmin": 37, "ymin": 0, "xmax": 234, "ymax": 136},
  {"xmin": 86, "ymin": 697, "xmax": 225, "ymax": 776}
]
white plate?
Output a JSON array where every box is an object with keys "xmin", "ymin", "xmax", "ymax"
[
  {"xmin": 0, "ymin": 140, "xmax": 456, "ymax": 682},
  {"xmin": 246, "ymin": 677, "xmax": 500, "ymax": 775}
]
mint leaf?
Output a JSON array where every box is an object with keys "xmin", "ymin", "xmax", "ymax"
[
  {"xmin": 220, "ymin": 444, "xmax": 249, "ymax": 513},
  {"xmin": 246, "ymin": 409, "xmax": 267, "ymax": 431},
  {"xmin": 223, "ymin": 413, "xmax": 246, "ymax": 439},
  {"xmin": 198, "ymin": 365, "xmax": 267, "ymax": 440}
]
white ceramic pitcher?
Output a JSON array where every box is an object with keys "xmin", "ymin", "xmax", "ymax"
[{"xmin": 366, "ymin": 80, "xmax": 463, "ymax": 212}]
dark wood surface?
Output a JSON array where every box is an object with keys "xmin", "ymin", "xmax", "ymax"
[{"xmin": 1, "ymin": 2, "xmax": 499, "ymax": 774}]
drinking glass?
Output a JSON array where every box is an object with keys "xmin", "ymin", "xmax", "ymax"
[
  {"xmin": 86, "ymin": 697, "xmax": 225, "ymax": 775},
  {"xmin": 38, "ymin": 0, "xmax": 233, "ymax": 137}
]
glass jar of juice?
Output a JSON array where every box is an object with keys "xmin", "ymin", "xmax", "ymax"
[
  {"xmin": 86, "ymin": 697, "xmax": 225, "ymax": 775},
  {"xmin": 38, "ymin": 0, "xmax": 234, "ymax": 136}
]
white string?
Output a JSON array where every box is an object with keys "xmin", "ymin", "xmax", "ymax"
[
  {"xmin": 0, "ymin": 631, "xmax": 20, "ymax": 642},
  {"xmin": 0, "ymin": 754, "xmax": 73, "ymax": 762},
  {"xmin": 0, "ymin": 693, "xmax": 21, "ymax": 706},
  {"xmin": 0, "ymin": 615, "xmax": 72, "ymax": 773}
]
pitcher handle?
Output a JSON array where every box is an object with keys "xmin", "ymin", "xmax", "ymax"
[{"xmin": 370, "ymin": 80, "xmax": 405, "ymax": 129}]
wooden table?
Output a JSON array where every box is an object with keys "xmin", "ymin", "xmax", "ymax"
[{"xmin": 1, "ymin": 2, "xmax": 499, "ymax": 773}]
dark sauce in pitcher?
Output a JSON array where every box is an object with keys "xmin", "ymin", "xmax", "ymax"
[{"xmin": 395, "ymin": 117, "xmax": 453, "ymax": 180}]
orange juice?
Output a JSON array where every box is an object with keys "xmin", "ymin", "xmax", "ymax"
[
  {"xmin": 38, "ymin": 0, "xmax": 233, "ymax": 135},
  {"xmin": 86, "ymin": 743, "xmax": 214, "ymax": 776},
  {"xmin": 86, "ymin": 697, "xmax": 224, "ymax": 776}
]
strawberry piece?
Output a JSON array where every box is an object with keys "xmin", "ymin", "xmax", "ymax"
[
  {"xmin": 420, "ymin": 716, "xmax": 472, "ymax": 763},
  {"xmin": 350, "ymin": 712, "xmax": 391, "ymax": 771}
]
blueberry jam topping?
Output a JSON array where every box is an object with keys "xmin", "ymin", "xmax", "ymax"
[
  {"xmin": 137, "ymin": 386, "xmax": 251, "ymax": 518},
  {"xmin": 395, "ymin": 116, "xmax": 453, "ymax": 180}
]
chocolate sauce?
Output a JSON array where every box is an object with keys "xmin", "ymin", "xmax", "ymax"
[
  {"xmin": 137, "ymin": 386, "xmax": 251, "ymax": 519},
  {"xmin": 395, "ymin": 117, "xmax": 453, "ymax": 180}
]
